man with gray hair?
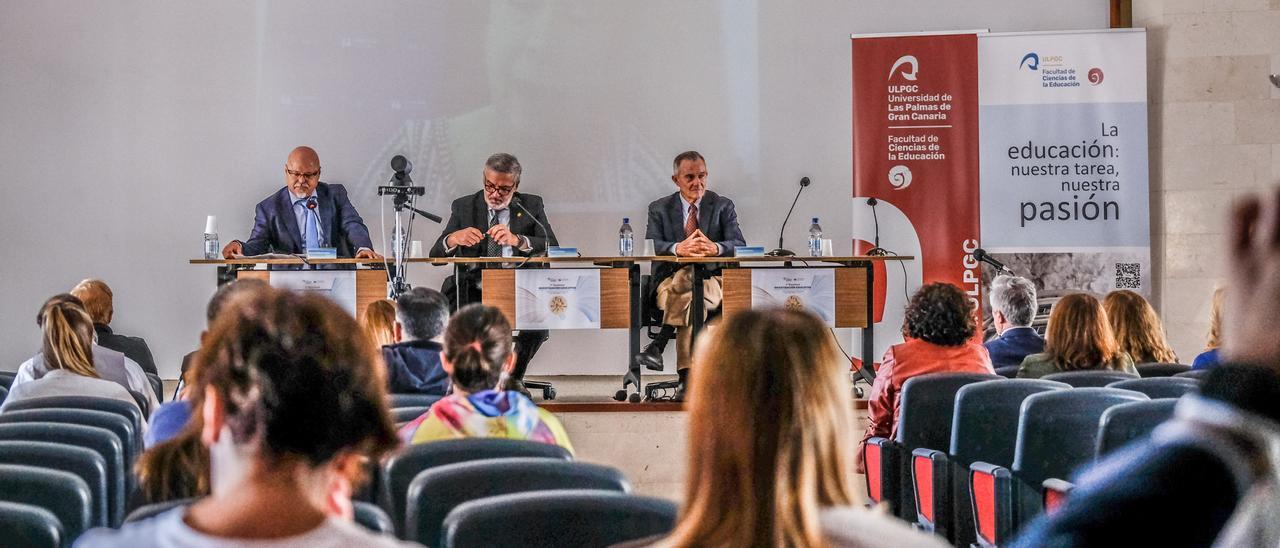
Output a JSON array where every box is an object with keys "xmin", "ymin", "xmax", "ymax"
[
  {"xmin": 381, "ymin": 287, "xmax": 452, "ymax": 395},
  {"xmin": 984, "ymin": 275, "xmax": 1046, "ymax": 368},
  {"xmin": 430, "ymin": 153, "xmax": 558, "ymax": 396}
]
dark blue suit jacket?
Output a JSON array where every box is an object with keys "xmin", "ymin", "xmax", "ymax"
[
  {"xmin": 240, "ymin": 182, "xmax": 373, "ymax": 257},
  {"xmin": 984, "ymin": 326, "xmax": 1046, "ymax": 368},
  {"xmin": 645, "ymin": 190, "xmax": 746, "ymax": 286}
]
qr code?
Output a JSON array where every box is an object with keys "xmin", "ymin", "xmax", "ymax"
[{"xmin": 1115, "ymin": 263, "xmax": 1141, "ymax": 289}]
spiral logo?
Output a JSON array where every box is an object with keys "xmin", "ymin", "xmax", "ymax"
[
  {"xmin": 1088, "ymin": 68, "xmax": 1104, "ymax": 85},
  {"xmin": 888, "ymin": 165, "xmax": 912, "ymax": 190}
]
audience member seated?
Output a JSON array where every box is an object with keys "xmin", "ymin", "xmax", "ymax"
[
  {"xmin": 11, "ymin": 293, "xmax": 158, "ymax": 414},
  {"xmin": 858, "ymin": 282, "xmax": 994, "ymax": 470},
  {"xmin": 1018, "ymin": 293, "xmax": 1138, "ymax": 379},
  {"xmin": 1192, "ymin": 286, "xmax": 1225, "ymax": 370},
  {"xmin": 1103, "ymin": 289, "xmax": 1178, "ymax": 364},
  {"xmin": 984, "ymin": 275, "xmax": 1045, "ymax": 368},
  {"xmin": 81, "ymin": 286, "xmax": 409, "ymax": 547},
  {"xmin": 1012, "ymin": 189, "xmax": 1280, "ymax": 547},
  {"xmin": 0, "ymin": 295, "xmax": 144, "ymax": 417},
  {"xmin": 643, "ymin": 309, "xmax": 944, "ymax": 547},
  {"xmin": 151, "ymin": 279, "xmax": 270, "ymax": 449},
  {"xmin": 381, "ymin": 288, "xmax": 450, "ymax": 395},
  {"xmin": 71, "ymin": 278, "xmax": 158, "ymax": 375},
  {"xmin": 399, "ymin": 304, "xmax": 572, "ymax": 452},
  {"xmin": 363, "ymin": 298, "xmax": 398, "ymax": 348}
]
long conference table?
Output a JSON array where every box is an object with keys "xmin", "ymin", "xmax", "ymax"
[{"xmin": 191, "ymin": 255, "xmax": 912, "ymax": 395}]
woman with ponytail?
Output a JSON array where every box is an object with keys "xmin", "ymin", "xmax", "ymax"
[
  {"xmin": 0, "ymin": 294, "xmax": 142, "ymax": 414},
  {"xmin": 399, "ymin": 304, "xmax": 573, "ymax": 452}
]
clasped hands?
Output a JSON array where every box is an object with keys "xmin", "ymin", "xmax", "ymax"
[
  {"xmin": 447, "ymin": 224, "xmax": 522, "ymax": 249},
  {"xmin": 675, "ymin": 229, "xmax": 720, "ymax": 257}
]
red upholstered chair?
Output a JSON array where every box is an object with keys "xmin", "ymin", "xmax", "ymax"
[{"xmin": 1041, "ymin": 478, "xmax": 1074, "ymax": 515}]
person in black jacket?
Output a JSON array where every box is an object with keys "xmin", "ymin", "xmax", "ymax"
[
  {"xmin": 381, "ymin": 287, "xmax": 451, "ymax": 395},
  {"xmin": 71, "ymin": 278, "xmax": 158, "ymax": 375},
  {"xmin": 430, "ymin": 153, "xmax": 558, "ymax": 396},
  {"xmin": 1013, "ymin": 187, "xmax": 1280, "ymax": 547}
]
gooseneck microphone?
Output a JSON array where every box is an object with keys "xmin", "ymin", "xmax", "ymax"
[
  {"xmin": 511, "ymin": 196, "xmax": 551, "ymax": 256},
  {"xmin": 865, "ymin": 197, "xmax": 890, "ymax": 256},
  {"xmin": 973, "ymin": 248, "xmax": 1013, "ymax": 275},
  {"xmin": 766, "ymin": 176, "xmax": 811, "ymax": 257}
]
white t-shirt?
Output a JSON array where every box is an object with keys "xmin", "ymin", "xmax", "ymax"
[{"xmin": 75, "ymin": 508, "xmax": 421, "ymax": 548}]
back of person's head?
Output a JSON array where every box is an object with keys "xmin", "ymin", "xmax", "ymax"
[
  {"xmin": 669, "ymin": 309, "xmax": 853, "ymax": 547},
  {"xmin": 903, "ymin": 282, "xmax": 976, "ymax": 346},
  {"xmin": 70, "ymin": 279, "xmax": 113, "ymax": 326},
  {"xmin": 1103, "ymin": 290, "xmax": 1176, "ymax": 363},
  {"xmin": 395, "ymin": 287, "xmax": 450, "ymax": 342},
  {"xmin": 442, "ymin": 304, "xmax": 512, "ymax": 393},
  {"xmin": 205, "ymin": 278, "xmax": 269, "ymax": 326},
  {"xmin": 989, "ymin": 275, "xmax": 1038, "ymax": 327},
  {"xmin": 1045, "ymin": 293, "xmax": 1120, "ymax": 371},
  {"xmin": 1207, "ymin": 285, "xmax": 1225, "ymax": 350},
  {"xmin": 38, "ymin": 294, "xmax": 99, "ymax": 378},
  {"xmin": 190, "ymin": 285, "xmax": 397, "ymax": 466},
  {"xmin": 134, "ymin": 429, "xmax": 209, "ymax": 505},
  {"xmin": 363, "ymin": 299, "xmax": 397, "ymax": 347}
]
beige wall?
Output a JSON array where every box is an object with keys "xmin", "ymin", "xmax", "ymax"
[{"xmin": 1134, "ymin": 0, "xmax": 1280, "ymax": 360}]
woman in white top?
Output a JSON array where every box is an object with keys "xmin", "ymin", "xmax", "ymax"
[
  {"xmin": 0, "ymin": 295, "xmax": 141, "ymax": 416},
  {"xmin": 78, "ymin": 286, "xmax": 414, "ymax": 547},
  {"xmin": 643, "ymin": 309, "xmax": 946, "ymax": 548}
]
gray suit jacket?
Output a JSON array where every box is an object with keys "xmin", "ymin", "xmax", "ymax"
[{"xmin": 645, "ymin": 190, "xmax": 746, "ymax": 286}]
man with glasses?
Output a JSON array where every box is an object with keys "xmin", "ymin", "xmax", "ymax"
[
  {"xmin": 430, "ymin": 152, "xmax": 558, "ymax": 396},
  {"xmin": 221, "ymin": 146, "xmax": 380, "ymax": 260}
]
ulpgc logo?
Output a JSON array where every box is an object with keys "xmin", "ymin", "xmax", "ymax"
[
  {"xmin": 887, "ymin": 55, "xmax": 919, "ymax": 81},
  {"xmin": 888, "ymin": 165, "xmax": 912, "ymax": 190},
  {"xmin": 1087, "ymin": 68, "xmax": 1104, "ymax": 85},
  {"xmin": 1020, "ymin": 53, "xmax": 1039, "ymax": 70}
]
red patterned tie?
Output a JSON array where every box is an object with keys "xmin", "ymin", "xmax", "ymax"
[{"xmin": 684, "ymin": 203, "xmax": 698, "ymax": 238}]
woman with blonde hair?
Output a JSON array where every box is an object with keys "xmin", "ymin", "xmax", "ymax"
[
  {"xmin": 649, "ymin": 309, "xmax": 942, "ymax": 548},
  {"xmin": 1191, "ymin": 286, "xmax": 1225, "ymax": 370},
  {"xmin": 363, "ymin": 298, "xmax": 398, "ymax": 348},
  {"xmin": 1018, "ymin": 293, "xmax": 1138, "ymax": 378},
  {"xmin": 1, "ymin": 294, "xmax": 142, "ymax": 414},
  {"xmin": 1103, "ymin": 290, "xmax": 1178, "ymax": 364}
]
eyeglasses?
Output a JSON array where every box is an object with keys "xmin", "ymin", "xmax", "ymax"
[
  {"xmin": 286, "ymin": 169, "xmax": 320, "ymax": 180},
  {"xmin": 484, "ymin": 182, "xmax": 516, "ymax": 196}
]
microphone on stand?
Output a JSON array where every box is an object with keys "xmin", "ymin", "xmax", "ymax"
[
  {"xmin": 864, "ymin": 198, "xmax": 890, "ymax": 256},
  {"xmin": 973, "ymin": 248, "xmax": 1014, "ymax": 275},
  {"xmin": 766, "ymin": 176, "xmax": 811, "ymax": 257}
]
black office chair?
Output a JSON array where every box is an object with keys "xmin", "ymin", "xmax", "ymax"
[
  {"xmin": 0, "ymin": 422, "xmax": 126, "ymax": 527},
  {"xmin": 378, "ymin": 438, "xmax": 573, "ymax": 537},
  {"xmin": 0, "ymin": 464, "xmax": 92, "ymax": 547},
  {"xmin": 0, "ymin": 501, "xmax": 62, "ymax": 548},
  {"xmin": 630, "ymin": 272, "xmax": 721, "ymax": 402},
  {"xmin": 4, "ymin": 396, "xmax": 145, "ymax": 454},
  {"xmin": 440, "ymin": 490, "xmax": 677, "ymax": 548},
  {"xmin": 406, "ymin": 458, "xmax": 630, "ymax": 545},
  {"xmin": 0, "ymin": 441, "xmax": 109, "ymax": 528}
]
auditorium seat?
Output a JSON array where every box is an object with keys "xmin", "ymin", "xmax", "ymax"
[
  {"xmin": 1041, "ymin": 370, "xmax": 1139, "ymax": 388},
  {"xmin": 1041, "ymin": 478, "xmax": 1074, "ymax": 515},
  {"xmin": 0, "ymin": 408, "xmax": 140, "ymax": 480},
  {"xmin": 1175, "ymin": 369, "xmax": 1212, "ymax": 380},
  {"xmin": 931, "ymin": 379, "xmax": 1068, "ymax": 546},
  {"xmin": 0, "ymin": 500, "xmax": 63, "ymax": 548},
  {"xmin": 1096, "ymin": 399, "xmax": 1178, "ymax": 457},
  {"xmin": 1136, "ymin": 362, "xmax": 1191, "ymax": 378},
  {"xmin": 1107, "ymin": 377, "xmax": 1199, "ymax": 399},
  {"xmin": 0, "ymin": 371, "xmax": 16, "ymax": 390},
  {"xmin": 870, "ymin": 372, "xmax": 997, "ymax": 523},
  {"xmin": 993, "ymin": 365, "xmax": 1020, "ymax": 379},
  {"xmin": 406, "ymin": 458, "xmax": 629, "ymax": 545},
  {"xmin": 126, "ymin": 498, "xmax": 394, "ymax": 535},
  {"xmin": 0, "ymin": 385, "xmax": 7, "ymax": 405},
  {"xmin": 0, "ymin": 441, "xmax": 109, "ymax": 528},
  {"xmin": 970, "ymin": 387, "xmax": 1147, "ymax": 544},
  {"xmin": 144, "ymin": 373, "xmax": 164, "ymax": 404},
  {"xmin": 389, "ymin": 393, "xmax": 442, "ymax": 409},
  {"xmin": 379, "ymin": 438, "xmax": 573, "ymax": 536},
  {"xmin": 440, "ymin": 490, "xmax": 677, "ymax": 548},
  {"xmin": 4, "ymin": 396, "xmax": 145, "ymax": 454},
  {"xmin": 392, "ymin": 406, "xmax": 430, "ymax": 427},
  {"xmin": 0, "ymin": 464, "xmax": 92, "ymax": 547},
  {"xmin": 0, "ymin": 423, "xmax": 125, "ymax": 528}
]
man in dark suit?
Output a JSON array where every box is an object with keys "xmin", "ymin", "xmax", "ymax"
[
  {"xmin": 70, "ymin": 279, "xmax": 158, "ymax": 375},
  {"xmin": 221, "ymin": 146, "xmax": 380, "ymax": 260},
  {"xmin": 633, "ymin": 151, "xmax": 745, "ymax": 396},
  {"xmin": 430, "ymin": 153, "xmax": 557, "ymax": 395},
  {"xmin": 984, "ymin": 274, "xmax": 1046, "ymax": 368}
]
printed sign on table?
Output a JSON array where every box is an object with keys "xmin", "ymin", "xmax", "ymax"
[
  {"xmin": 515, "ymin": 269, "xmax": 601, "ymax": 330},
  {"xmin": 750, "ymin": 269, "xmax": 836, "ymax": 326},
  {"xmin": 268, "ymin": 271, "xmax": 357, "ymax": 316}
]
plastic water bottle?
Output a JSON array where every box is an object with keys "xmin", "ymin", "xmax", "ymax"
[
  {"xmin": 808, "ymin": 217, "xmax": 822, "ymax": 257},
  {"xmin": 203, "ymin": 215, "xmax": 220, "ymax": 259},
  {"xmin": 618, "ymin": 218, "xmax": 635, "ymax": 256}
]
